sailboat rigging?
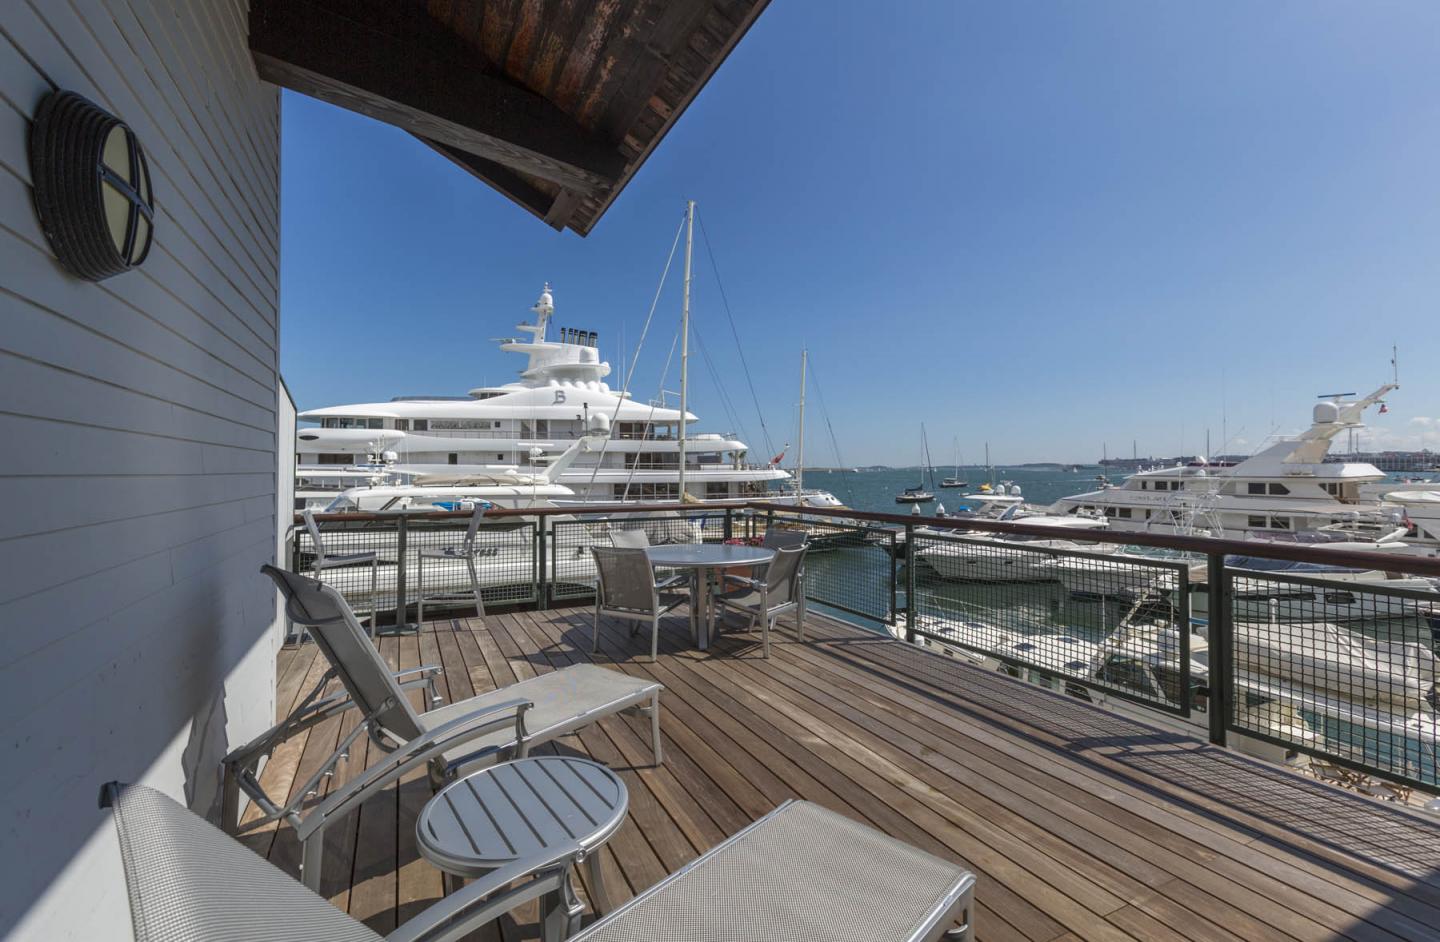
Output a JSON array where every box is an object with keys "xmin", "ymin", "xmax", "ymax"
[
  {"xmin": 896, "ymin": 424, "xmax": 936, "ymax": 504},
  {"xmin": 941, "ymin": 436, "xmax": 966, "ymax": 488}
]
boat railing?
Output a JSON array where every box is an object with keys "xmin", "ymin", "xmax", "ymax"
[{"xmin": 290, "ymin": 500, "xmax": 1440, "ymax": 798}]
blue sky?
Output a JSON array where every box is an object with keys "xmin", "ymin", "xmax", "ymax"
[{"xmin": 280, "ymin": 2, "xmax": 1440, "ymax": 465}]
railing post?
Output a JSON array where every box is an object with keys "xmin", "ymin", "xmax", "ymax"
[
  {"xmin": 1206, "ymin": 552, "xmax": 1230, "ymax": 748},
  {"xmin": 723, "ymin": 507, "xmax": 733, "ymax": 541},
  {"xmin": 904, "ymin": 522, "xmax": 916, "ymax": 643},
  {"xmin": 537, "ymin": 517, "xmax": 548, "ymax": 610},
  {"xmin": 393, "ymin": 514, "xmax": 409, "ymax": 631}
]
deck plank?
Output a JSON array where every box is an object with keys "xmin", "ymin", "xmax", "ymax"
[{"xmin": 255, "ymin": 604, "xmax": 1440, "ymax": 942}]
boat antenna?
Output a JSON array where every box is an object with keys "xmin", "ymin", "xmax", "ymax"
[
  {"xmin": 678, "ymin": 199, "xmax": 695, "ymax": 504},
  {"xmin": 1392, "ymin": 344, "xmax": 1399, "ymax": 386}
]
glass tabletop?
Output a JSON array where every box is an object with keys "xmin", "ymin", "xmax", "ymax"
[{"xmin": 644, "ymin": 544, "xmax": 775, "ymax": 568}]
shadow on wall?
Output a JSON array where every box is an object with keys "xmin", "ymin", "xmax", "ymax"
[{"xmin": 4, "ymin": 565, "xmax": 279, "ymax": 938}]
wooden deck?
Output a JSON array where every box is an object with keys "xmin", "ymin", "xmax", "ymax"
[{"xmin": 242, "ymin": 605, "xmax": 1440, "ymax": 941}]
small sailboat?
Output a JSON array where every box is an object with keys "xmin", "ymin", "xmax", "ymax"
[
  {"xmin": 940, "ymin": 437, "xmax": 966, "ymax": 488},
  {"xmin": 896, "ymin": 425, "xmax": 936, "ymax": 503}
]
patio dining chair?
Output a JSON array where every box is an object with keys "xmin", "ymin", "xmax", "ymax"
[
  {"xmin": 715, "ymin": 544, "xmax": 807, "ymax": 657},
  {"xmin": 591, "ymin": 546, "xmax": 687, "ymax": 663},
  {"xmin": 416, "ymin": 504, "xmax": 488, "ymax": 623},
  {"xmin": 223, "ymin": 565, "xmax": 663, "ymax": 892},
  {"xmin": 608, "ymin": 528, "xmax": 649, "ymax": 548},
  {"xmin": 302, "ymin": 507, "xmax": 379, "ymax": 637}
]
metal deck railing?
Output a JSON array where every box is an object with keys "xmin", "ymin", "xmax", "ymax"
[{"xmin": 289, "ymin": 500, "xmax": 1440, "ymax": 796}]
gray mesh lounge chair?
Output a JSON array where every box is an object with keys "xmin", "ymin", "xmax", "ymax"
[
  {"xmin": 303, "ymin": 508, "xmax": 379, "ymax": 637},
  {"xmin": 715, "ymin": 544, "xmax": 807, "ymax": 656},
  {"xmin": 591, "ymin": 546, "xmax": 687, "ymax": 662},
  {"xmin": 102, "ymin": 782, "xmax": 600, "ymax": 942},
  {"xmin": 223, "ymin": 565, "xmax": 663, "ymax": 891},
  {"xmin": 416, "ymin": 505, "xmax": 488, "ymax": 623},
  {"xmin": 103, "ymin": 786, "xmax": 975, "ymax": 942}
]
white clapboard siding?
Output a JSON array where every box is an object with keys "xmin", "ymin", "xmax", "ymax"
[{"xmin": 0, "ymin": 1, "xmax": 282, "ymax": 938}]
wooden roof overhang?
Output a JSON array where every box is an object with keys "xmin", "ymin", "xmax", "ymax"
[{"xmin": 250, "ymin": 0, "xmax": 770, "ymax": 235}]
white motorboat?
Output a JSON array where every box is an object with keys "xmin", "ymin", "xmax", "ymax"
[{"xmin": 914, "ymin": 514, "xmax": 1108, "ymax": 583}]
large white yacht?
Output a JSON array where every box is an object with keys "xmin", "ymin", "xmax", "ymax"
[
  {"xmin": 1050, "ymin": 384, "xmax": 1404, "ymax": 538},
  {"xmin": 296, "ymin": 286, "xmax": 826, "ymax": 507}
]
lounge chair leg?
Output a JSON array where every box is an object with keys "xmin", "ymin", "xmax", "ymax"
[
  {"xmin": 221, "ymin": 762, "xmax": 241, "ymax": 834},
  {"xmin": 301, "ymin": 829, "xmax": 324, "ymax": 892},
  {"xmin": 796, "ymin": 592, "xmax": 806, "ymax": 641},
  {"xmin": 584, "ymin": 851, "xmax": 612, "ymax": 914},
  {"xmin": 650, "ymin": 691, "xmax": 663, "ymax": 766},
  {"xmin": 763, "ymin": 615, "xmax": 773, "ymax": 659},
  {"xmin": 416, "ymin": 556, "xmax": 425, "ymax": 628},
  {"xmin": 650, "ymin": 614, "xmax": 659, "ymax": 663},
  {"xmin": 592, "ymin": 603, "xmax": 601, "ymax": 654}
]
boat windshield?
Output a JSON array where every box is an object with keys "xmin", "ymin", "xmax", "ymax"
[{"xmin": 323, "ymin": 495, "xmax": 360, "ymax": 513}]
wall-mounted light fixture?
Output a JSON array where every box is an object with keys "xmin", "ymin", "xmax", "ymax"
[{"xmin": 28, "ymin": 90, "xmax": 154, "ymax": 282}]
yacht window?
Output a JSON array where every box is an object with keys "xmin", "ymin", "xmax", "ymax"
[
  {"xmin": 317, "ymin": 453, "xmax": 350, "ymax": 465},
  {"xmin": 1098, "ymin": 657, "xmax": 1155, "ymax": 697},
  {"xmin": 497, "ymin": 454, "xmax": 505, "ymax": 462},
  {"xmin": 1270, "ymin": 516, "xmax": 1290, "ymax": 530},
  {"xmin": 706, "ymin": 482, "xmax": 730, "ymax": 499},
  {"xmin": 367, "ymin": 418, "xmax": 383, "ymax": 429},
  {"xmin": 1117, "ymin": 508, "xmax": 1132, "ymax": 518},
  {"xmin": 1247, "ymin": 515, "xmax": 1267, "ymax": 528},
  {"xmin": 395, "ymin": 419, "xmax": 409, "ymax": 431},
  {"xmin": 413, "ymin": 419, "xmax": 428, "ymax": 431},
  {"xmin": 324, "ymin": 495, "xmax": 359, "ymax": 512},
  {"xmin": 1247, "ymin": 482, "xmax": 1265, "ymax": 495},
  {"xmin": 1105, "ymin": 507, "xmax": 1117, "ymax": 517},
  {"xmin": 1268, "ymin": 483, "xmax": 1289, "ymax": 495},
  {"xmin": 448, "ymin": 453, "xmax": 458, "ymax": 465},
  {"xmin": 1139, "ymin": 481, "xmax": 1147, "ymax": 490}
]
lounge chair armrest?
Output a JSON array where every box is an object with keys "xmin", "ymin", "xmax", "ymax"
[
  {"xmin": 722, "ymin": 575, "xmax": 764, "ymax": 590},
  {"xmin": 394, "ymin": 665, "xmax": 443, "ymax": 681},
  {"xmin": 654, "ymin": 573, "xmax": 688, "ymax": 590},
  {"xmin": 386, "ymin": 851, "xmax": 575, "ymax": 942},
  {"xmin": 395, "ymin": 665, "xmax": 445, "ymax": 705},
  {"xmin": 295, "ymin": 697, "xmax": 532, "ymax": 843}
]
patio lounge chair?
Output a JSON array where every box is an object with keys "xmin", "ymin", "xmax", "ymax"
[
  {"xmin": 104, "ymin": 786, "xmax": 975, "ymax": 942},
  {"xmin": 222, "ymin": 565, "xmax": 663, "ymax": 891}
]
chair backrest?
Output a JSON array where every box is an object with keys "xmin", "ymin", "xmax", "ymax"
[
  {"xmin": 762, "ymin": 545, "xmax": 806, "ymax": 606},
  {"xmin": 103, "ymin": 782, "xmax": 383, "ymax": 942},
  {"xmin": 302, "ymin": 508, "xmax": 327, "ymax": 566},
  {"xmin": 461, "ymin": 504, "xmax": 488, "ymax": 552},
  {"xmin": 260, "ymin": 565, "xmax": 425, "ymax": 744},
  {"xmin": 763, "ymin": 529, "xmax": 809, "ymax": 551},
  {"xmin": 609, "ymin": 528, "xmax": 650, "ymax": 549},
  {"xmin": 591, "ymin": 546, "xmax": 657, "ymax": 613}
]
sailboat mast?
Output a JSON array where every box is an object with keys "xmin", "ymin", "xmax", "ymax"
[
  {"xmin": 796, "ymin": 348, "xmax": 807, "ymax": 496},
  {"xmin": 677, "ymin": 200, "xmax": 694, "ymax": 503}
]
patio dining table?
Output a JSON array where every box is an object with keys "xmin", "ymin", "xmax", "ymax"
[{"xmin": 644, "ymin": 544, "xmax": 774, "ymax": 650}]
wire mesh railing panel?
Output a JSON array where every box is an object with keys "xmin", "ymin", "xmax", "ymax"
[
  {"xmin": 406, "ymin": 517, "xmax": 538, "ymax": 611},
  {"xmin": 548, "ymin": 510, "xmax": 727, "ymax": 602},
  {"xmin": 766, "ymin": 518, "xmax": 895, "ymax": 624},
  {"xmin": 293, "ymin": 518, "xmax": 403, "ymax": 613},
  {"xmin": 1221, "ymin": 568, "xmax": 1440, "ymax": 791},
  {"xmin": 292, "ymin": 515, "xmax": 538, "ymax": 619},
  {"xmin": 908, "ymin": 531, "xmax": 1191, "ymax": 714}
]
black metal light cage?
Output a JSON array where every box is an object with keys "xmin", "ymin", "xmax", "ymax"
[{"xmin": 29, "ymin": 89, "xmax": 154, "ymax": 282}]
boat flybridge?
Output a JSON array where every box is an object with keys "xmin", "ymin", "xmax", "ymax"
[
  {"xmin": 1049, "ymin": 384, "xmax": 1408, "ymax": 539},
  {"xmin": 296, "ymin": 285, "xmax": 816, "ymax": 508}
]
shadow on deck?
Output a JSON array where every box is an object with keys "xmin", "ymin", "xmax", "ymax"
[{"xmin": 242, "ymin": 605, "xmax": 1440, "ymax": 942}]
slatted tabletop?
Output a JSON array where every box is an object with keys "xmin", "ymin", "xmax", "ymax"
[
  {"xmin": 417, "ymin": 757, "xmax": 627, "ymax": 877},
  {"xmin": 247, "ymin": 603, "xmax": 1440, "ymax": 942}
]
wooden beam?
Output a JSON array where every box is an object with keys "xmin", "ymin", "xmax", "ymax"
[
  {"xmin": 250, "ymin": 0, "xmax": 625, "ymax": 195},
  {"xmin": 415, "ymin": 136, "xmax": 568, "ymax": 231}
]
